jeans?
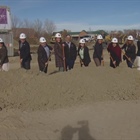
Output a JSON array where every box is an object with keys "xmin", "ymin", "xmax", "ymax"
[
  {"xmin": 93, "ymin": 58, "xmax": 101, "ymax": 66},
  {"xmin": 21, "ymin": 60, "xmax": 31, "ymax": 70},
  {"xmin": 66, "ymin": 59, "xmax": 75, "ymax": 70},
  {"xmin": 126, "ymin": 59, "xmax": 135, "ymax": 68}
]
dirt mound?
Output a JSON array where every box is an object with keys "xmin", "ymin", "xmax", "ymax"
[{"xmin": 0, "ymin": 56, "xmax": 139, "ymax": 111}]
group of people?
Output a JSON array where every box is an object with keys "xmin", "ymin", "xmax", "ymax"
[
  {"xmin": 54, "ymin": 33, "xmax": 91, "ymax": 72},
  {"xmin": 0, "ymin": 32, "xmax": 140, "ymax": 72},
  {"xmin": 107, "ymin": 35, "xmax": 140, "ymax": 69},
  {"xmin": 52, "ymin": 33, "xmax": 140, "ymax": 71}
]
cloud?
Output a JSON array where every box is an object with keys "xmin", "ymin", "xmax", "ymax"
[
  {"xmin": 103, "ymin": 12, "xmax": 140, "ymax": 19},
  {"xmin": 56, "ymin": 22, "xmax": 140, "ymax": 32}
]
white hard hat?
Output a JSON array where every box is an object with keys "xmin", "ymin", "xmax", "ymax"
[
  {"xmin": 127, "ymin": 35, "xmax": 134, "ymax": 41},
  {"xmin": 112, "ymin": 38, "xmax": 118, "ymax": 43},
  {"xmin": 39, "ymin": 37, "xmax": 46, "ymax": 43},
  {"xmin": 79, "ymin": 39, "xmax": 85, "ymax": 44},
  {"xmin": 97, "ymin": 35, "xmax": 103, "ymax": 40},
  {"xmin": 0, "ymin": 38, "xmax": 3, "ymax": 43},
  {"xmin": 19, "ymin": 33, "xmax": 26, "ymax": 39},
  {"xmin": 55, "ymin": 33, "xmax": 61, "ymax": 38}
]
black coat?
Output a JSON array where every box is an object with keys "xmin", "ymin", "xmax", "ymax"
[
  {"xmin": 19, "ymin": 40, "xmax": 32, "ymax": 62},
  {"xmin": 0, "ymin": 45, "xmax": 9, "ymax": 66},
  {"xmin": 93, "ymin": 42, "xmax": 103, "ymax": 61},
  {"xmin": 37, "ymin": 45, "xmax": 52, "ymax": 71},
  {"xmin": 63, "ymin": 42, "xmax": 77, "ymax": 61},
  {"xmin": 122, "ymin": 43, "xmax": 136, "ymax": 59},
  {"xmin": 37, "ymin": 45, "xmax": 48, "ymax": 71},
  {"xmin": 78, "ymin": 46, "xmax": 91, "ymax": 66},
  {"xmin": 137, "ymin": 40, "xmax": 140, "ymax": 56}
]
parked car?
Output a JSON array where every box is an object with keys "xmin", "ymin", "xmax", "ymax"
[{"xmin": 81, "ymin": 36, "xmax": 92, "ymax": 42}]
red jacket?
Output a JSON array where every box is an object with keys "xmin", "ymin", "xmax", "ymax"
[{"xmin": 107, "ymin": 43, "xmax": 122, "ymax": 62}]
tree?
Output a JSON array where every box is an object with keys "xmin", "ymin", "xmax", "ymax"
[
  {"xmin": 11, "ymin": 15, "xmax": 22, "ymax": 37},
  {"xmin": 11, "ymin": 15, "xmax": 22, "ymax": 28},
  {"xmin": 22, "ymin": 19, "xmax": 33, "ymax": 37},
  {"xmin": 44, "ymin": 19, "xmax": 56, "ymax": 35},
  {"xmin": 22, "ymin": 19, "xmax": 32, "ymax": 28},
  {"xmin": 33, "ymin": 19, "xmax": 43, "ymax": 37},
  {"xmin": 61, "ymin": 29, "xmax": 68, "ymax": 39}
]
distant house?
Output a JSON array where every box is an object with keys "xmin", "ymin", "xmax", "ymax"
[
  {"xmin": 68, "ymin": 30, "xmax": 89, "ymax": 40},
  {"xmin": 51, "ymin": 30, "xmax": 108, "ymax": 43},
  {"xmin": 52, "ymin": 31, "xmax": 86, "ymax": 41},
  {"xmin": 69, "ymin": 30, "xmax": 108, "ymax": 40},
  {"xmin": 68, "ymin": 31, "xmax": 79, "ymax": 40}
]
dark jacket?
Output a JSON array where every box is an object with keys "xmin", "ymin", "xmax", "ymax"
[
  {"xmin": 122, "ymin": 43, "xmax": 136, "ymax": 59},
  {"xmin": 78, "ymin": 46, "xmax": 91, "ymax": 66},
  {"xmin": 37, "ymin": 45, "xmax": 52, "ymax": 68},
  {"xmin": 54, "ymin": 42, "xmax": 64, "ymax": 67},
  {"xmin": 19, "ymin": 40, "xmax": 32, "ymax": 62},
  {"xmin": 37, "ymin": 45, "xmax": 48, "ymax": 71},
  {"xmin": 137, "ymin": 40, "xmax": 140, "ymax": 56},
  {"xmin": 63, "ymin": 42, "xmax": 77, "ymax": 61},
  {"xmin": 93, "ymin": 42, "xmax": 103, "ymax": 61},
  {"xmin": 0, "ymin": 45, "xmax": 9, "ymax": 66},
  {"xmin": 107, "ymin": 43, "xmax": 122, "ymax": 62}
]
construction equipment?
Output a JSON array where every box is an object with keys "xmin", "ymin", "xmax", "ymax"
[{"xmin": 50, "ymin": 36, "xmax": 55, "ymax": 44}]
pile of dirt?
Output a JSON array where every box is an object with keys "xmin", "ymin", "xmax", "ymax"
[{"xmin": 0, "ymin": 54, "xmax": 139, "ymax": 111}]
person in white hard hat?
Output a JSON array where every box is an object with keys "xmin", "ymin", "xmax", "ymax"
[
  {"xmin": 54, "ymin": 33, "xmax": 65, "ymax": 71},
  {"xmin": 136, "ymin": 37, "xmax": 140, "ymax": 70},
  {"xmin": 37, "ymin": 37, "xmax": 52, "ymax": 73},
  {"xmin": 122, "ymin": 35, "xmax": 136, "ymax": 68},
  {"xmin": 0, "ymin": 38, "xmax": 9, "ymax": 71},
  {"xmin": 62, "ymin": 34, "xmax": 77, "ymax": 71},
  {"xmin": 77, "ymin": 39, "xmax": 91, "ymax": 67},
  {"xmin": 93, "ymin": 35, "xmax": 104, "ymax": 66},
  {"xmin": 107, "ymin": 38, "xmax": 122, "ymax": 68},
  {"xmin": 19, "ymin": 33, "xmax": 32, "ymax": 70}
]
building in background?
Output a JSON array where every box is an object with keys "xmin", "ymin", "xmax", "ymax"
[{"xmin": 0, "ymin": 6, "xmax": 13, "ymax": 56}]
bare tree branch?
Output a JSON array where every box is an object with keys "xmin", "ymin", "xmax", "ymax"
[
  {"xmin": 44, "ymin": 19, "xmax": 56, "ymax": 35},
  {"xmin": 33, "ymin": 19, "xmax": 43, "ymax": 37},
  {"xmin": 11, "ymin": 14, "xmax": 22, "ymax": 28},
  {"xmin": 22, "ymin": 19, "xmax": 33, "ymax": 37},
  {"xmin": 11, "ymin": 14, "xmax": 23, "ymax": 37}
]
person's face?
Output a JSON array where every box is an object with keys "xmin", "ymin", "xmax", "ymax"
[
  {"xmin": 113, "ymin": 43, "xmax": 117, "ymax": 47},
  {"xmin": 66, "ymin": 36, "xmax": 71, "ymax": 42},
  {"xmin": 128, "ymin": 40, "xmax": 133, "ymax": 44},
  {"xmin": 20, "ymin": 39, "xmax": 25, "ymax": 43},
  {"xmin": 98, "ymin": 39, "xmax": 103, "ymax": 44},
  {"xmin": 41, "ymin": 42, "xmax": 46, "ymax": 47},
  {"xmin": 56, "ymin": 37, "xmax": 61, "ymax": 43},
  {"xmin": 80, "ymin": 43, "xmax": 85, "ymax": 47}
]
